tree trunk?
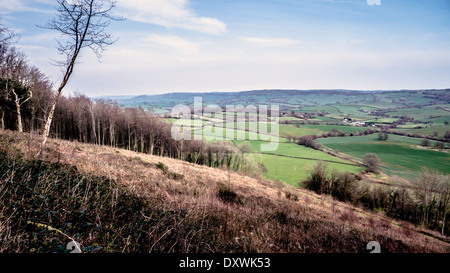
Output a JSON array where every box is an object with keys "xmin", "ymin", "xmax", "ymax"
[
  {"xmin": 97, "ymin": 121, "xmax": 101, "ymax": 146},
  {"xmin": 12, "ymin": 89, "xmax": 23, "ymax": 133},
  {"xmin": 31, "ymin": 104, "xmax": 35, "ymax": 133},
  {"xmin": 102, "ymin": 126, "xmax": 106, "ymax": 146},
  {"xmin": 149, "ymin": 132, "xmax": 155, "ymax": 155},
  {"xmin": 160, "ymin": 143, "xmax": 164, "ymax": 157},
  {"xmin": 442, "ymin": 212, "xmax": 447, "ymax": 235},
  {"xmin": 128, "ymin": 125, "xmax": 131, "ymax": 150},
  {"xmin": 110, "ymin": 121, "xmax": 115, "ymax": 147},
  {"xmin": 149, "ymin": 141, "xmax": 154, "ymax": 155},
  {"xmin": 37, "ymin": 93, "xmax": 59, "ymax": 156},
  {"xmin": 16, "ymin": 104, "xmax": 22, "ymax": 133},
  {"xmin": 90, "ymin": 106, "xmax": 96, "ymax": 144},
  {"xmin": 0, "ymin": 108, "xmax": 4, "ymax": 131}
]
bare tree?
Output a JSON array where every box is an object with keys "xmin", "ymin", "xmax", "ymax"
[
  {"xmin": 37, "ymin": 0, "xmax": 122, "ymax": 156},
  {"xmin": 0, "ymin": 22, "xmax": 16, "ymax": 60},
  {"xmin": 363, "ymin": 153, "xmax": 381, "ymax": 173},
  {"xmin": 416, "ymin": 168, "xmax": 441, "ymax": 228},
  {"xmin": 28, "ymin": 66, "xmax": 53, "ymax": 132},
  {"xmin": 1, "ymin": 47, "xmax": 31, "ymax": 133},
  {"xmin": 437, "ymin": 177, "xmax": 450, "ymax": 234}
]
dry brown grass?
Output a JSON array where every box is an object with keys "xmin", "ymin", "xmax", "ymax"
[{"xmin": 1, "ymin": 130, "xmax": 449, "ymax": 253}]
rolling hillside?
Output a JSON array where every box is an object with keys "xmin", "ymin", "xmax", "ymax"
[
  {"xmin": 1, "ymin": 130, "xmax": 449, "ymax": 253},
  {"xmin": 105, "ymin": 89, "xmax": 450, "ymax": 115},
  {"xmin": 317, "ymin": 134, "xmax": 450, "ymax": 181}
]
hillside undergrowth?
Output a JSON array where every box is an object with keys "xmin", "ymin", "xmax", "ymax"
[{"xmin": 0, "ymin": 130, "xmax": 449, "ymax": 253}]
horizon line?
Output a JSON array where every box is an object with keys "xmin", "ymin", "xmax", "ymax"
[{"xmin": 91, "ymin": 88, "xmax": 450, "ymax": 99}]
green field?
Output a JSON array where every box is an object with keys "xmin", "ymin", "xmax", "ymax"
[
  {"xmin": 317, "ymin": 134, "xmax": 450, "ymax": 181},
  {"xmin": 278, "ymin": 124, "xmax": 321, "ymax": 138},
  {"xmin": 426, "ymin": 116, "xmax": 450, "ymax": 125},
  {"xmin": 167, "ymin": 118, "xmax": 208, "ymax": 126},
  {"xmin": 193, "ymin": 127, "xmax": 287, "ymax": 143},
  {"xmin": 385, "ymin": 107, "xmax": 449, "ymax": 120},
  {"xmin": 152, "ymin": 90, "xmax": 450, "ymax": 186},
  {"xmin": 234, "ymin": 141, "xmax": 364, "ymax": 186},
  {"xmin": 279, "ymin": 124, "xmax": 374, "ymax": 138},
  {"xmin": 396, "ymin": 125, "xmax": 450, "ymax": 138},
  {"xmin": 189, "ymin": 118, "xmax": 366, "ymax": 185},
  {"xmin": 365, "ymin": 118, "xmax": 398, "ymax": 124},
  {"xmin": 301, "ymin": 124, "xmax": 372, "ymax": 134},
  {"xmin": 396, "ymin": 123, "xmax": 428, "ymax": 129},
  {"xmin": 194, "ymin": 122, "xmax": 321, "ymax": 140}
]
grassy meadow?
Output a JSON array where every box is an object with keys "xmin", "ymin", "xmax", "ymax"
[
  {"xmin": 317, "ymin": 134, "xmax": 450, "ymax": 182},
  {"xmin": 181, "ymin": 120, "xmax": 366, "ymax": 186},
  {"xmin": 242, "ymin": 141, "xmax": 364, "ymax": 186},
  {"xmin": 162, "ymin": 92, "xmax": 450, "ymax": 186}
]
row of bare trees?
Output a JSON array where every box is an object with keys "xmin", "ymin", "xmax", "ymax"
[
  {"xmin": 51, "ymin": 94, "xmax": 255, "ymax": 171},
  {"xmin": 0, "ymin": 41, "xmax": 250, "ymax": 171},
  {"xmin": 1, "ymin": 15, "xmax": 255, "ymax": 173},
  {"xmin": 0, "ymin": 24, "xmax": 53, "ymax": 134}
]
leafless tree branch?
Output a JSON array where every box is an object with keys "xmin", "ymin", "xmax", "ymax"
[{"xmin": 37, "ymin": 0, "xmax": 123, "ymax": 156}]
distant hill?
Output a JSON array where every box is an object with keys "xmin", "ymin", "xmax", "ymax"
[{"xmin": 101, "ymin": 89, "xmax": 450, "ymax": 114}]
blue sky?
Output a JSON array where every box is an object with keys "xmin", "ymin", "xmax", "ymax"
[{"xmin": 1, "ymin": 0, "xmax": 450, "ymax": 97}]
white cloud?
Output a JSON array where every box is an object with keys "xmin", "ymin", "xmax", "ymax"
[
  {"xmin": 240, "ymin": 36, "xmax": 301, "ymax": 47},
  {"xmin": 144, "ymin": 35, "xmax": 199, "ymax": 55},
  {"xmin": 0, "ymin": 0, "xmax": 52, "ymax": 14},
  {"xmin": 19, "ymin": 32, "xmax": 56, "ymax": 44},
  {"xmin": 116, "ymin": 0, "xmax": 226, "ymax": 35},
  {"xmin": 0, "ymin": 0, "xmax": 26, "ymax": 14}
]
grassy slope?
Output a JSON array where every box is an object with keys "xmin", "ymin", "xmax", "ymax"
[
  {"xmin": 396, "ymin": 125, "xmax": 450, "ymax": 138},
  {"xmin": 386, "ymin": 107, "xmax": 449, "ymax": 120},
  {"xmin": 235, "ymin": 141, "xmax": 364, "ymax": 186},
  {"xmin": 317, "ymin": 134, "xmax": 450, "ymax": 181},
  {"xmin": 301, "ymin": 124, "xmax": 370, "ymax": 134},
  {"xmin": 1, "ymin": 130, "xmax": 449, "ymax": 253},
  {"xmin": 170, "ymin": 118, "xmax": 366, "ymax": 186},
  {"xmin": 253, "ymin": 153, "xmax": 363, "ymax": 186},
  {"xmin": 192, "ymin": 119, "xmax": 369, "ymax": 185}
]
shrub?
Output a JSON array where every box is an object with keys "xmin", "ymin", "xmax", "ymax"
[
  {"xmin": 285, "ymin": 192, "xmax": 299, "ymax": 202},
  {"xmin": 167, "ymin": 171, "xmax": 184, "ymax": 181},
  {"xmin": 156, "ymin": 162, "xmax": 168, "ymax": 172},
  {"xmin": 434, "ymin": 142, "xmax": 445, "ymax": 150},
  {"xmin": 156, "ymin": 162, "xmax": 184, "ymax": 180},
  {"xmin": 217, "ymin": 184, "xmax": 240, "ymax": 204},
  {"xmin": 331, "ymin": 172, "xmax": 357, "ymax": 202},
  {"xmin": 297, "ymin": 135, "xmax": 322, "ymax": 149},
  {"xmin": 378, "ymin": 132, "xmax": 389, "ymax": 141},
  {"xmin": 421, "ymin": 139, "xmax": 431, "ymax": 147},
  {"xmin": 273, "ymin": 211, "xmax": 289, "ymax": 225},
  {"xmin": 258, "ymin": 162, "xmax": 268, "ymax": 174},
  {"xmin": 339, "ymin": 208, "xmax": 359, "ymax": 223},
  {"xmin": 301, "ymin": 161, "xmax": 331, "ymax": 194},
  {"xmin": 363, "ymin": 153, "xmax": 381, "ymax": 173}
]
